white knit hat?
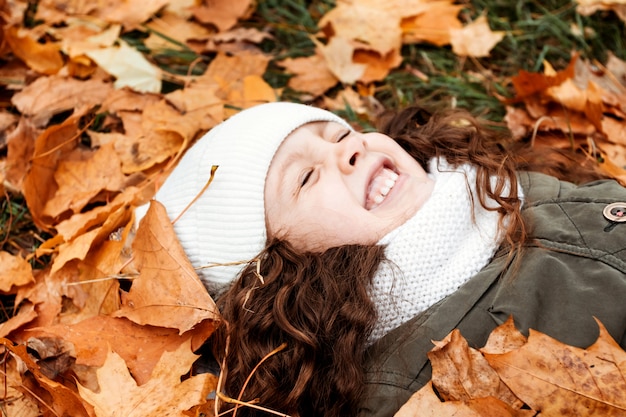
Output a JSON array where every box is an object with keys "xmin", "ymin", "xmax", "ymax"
[{"xmin": 136, "ymin": 102, "xmax": 351, "ymax": 297}]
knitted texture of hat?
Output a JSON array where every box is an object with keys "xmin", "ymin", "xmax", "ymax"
[
  {"xmin": 368, "ymin": 157, "xmax": 522, "ymax": 343},
  {"xmin": 136, "ymin": 102, "xmax": 351, "ymax": 297}
]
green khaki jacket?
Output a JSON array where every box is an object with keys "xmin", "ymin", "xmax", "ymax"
[{"xmin": 359, "ymin": 172, "xmax": 626, "ymax": 417}]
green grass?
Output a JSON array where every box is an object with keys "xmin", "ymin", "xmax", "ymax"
[{"xmin": 244, "ymin": 0, "xmax": 625, "ymax": 122}]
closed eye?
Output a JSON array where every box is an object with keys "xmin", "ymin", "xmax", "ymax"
[
  {"xmin": 300, "ymin": 169, "xmax": 313, "ymax": 187},
  {"xmin": 336, "ymin": 129, "xmax": 351, "ymax": 142}
]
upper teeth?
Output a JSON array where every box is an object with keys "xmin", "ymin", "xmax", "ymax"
[{"xmin": 368, "ymin": 168, "xmax": 398, "ymax": 209}]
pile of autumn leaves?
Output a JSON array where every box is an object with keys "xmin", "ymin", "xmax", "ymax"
[{"xmin": 1, "ymin": 0, "xmax": 626, "ymax": 415}]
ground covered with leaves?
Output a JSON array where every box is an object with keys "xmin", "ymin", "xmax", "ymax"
[{"xmin": 0, "ymin": 0, "xmax": 625, "ymax": 416}]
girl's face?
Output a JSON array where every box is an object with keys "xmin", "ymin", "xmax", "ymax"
[{"xmin": 264, "ymin": 121, "xmax": 434, "ymax": 251}]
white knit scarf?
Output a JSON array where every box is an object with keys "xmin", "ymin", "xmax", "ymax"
[{"xmin": 368, "ymin": 157, "xmax": 519, "ymax": 343}]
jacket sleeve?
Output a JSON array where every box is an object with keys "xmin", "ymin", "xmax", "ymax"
[{"xmin": 358, "ymin": 172, "xmax": 626, "ymax": 417}]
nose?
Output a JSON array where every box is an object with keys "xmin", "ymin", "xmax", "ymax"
[{"xmin": 335, "ymin": 134, "xmax": 365, "ymax": 174}]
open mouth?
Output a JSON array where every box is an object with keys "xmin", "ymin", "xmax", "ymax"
[{"xmin": 365, "ymin": 163, "xmax": 399, "ymax": 210}]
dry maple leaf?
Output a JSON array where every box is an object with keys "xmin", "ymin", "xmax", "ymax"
[
  {"xmin": 50, "ymin": 193, "xmax": 132, "ymax": 274},
  {"xmin": 30, "ymin": 316, "xmax": 215, "ymax": 385},
  {"xmin": 22, "ymin": 108, "xmax": 89, "ymax": 231},
  {"xmin": 11, "ymin": 75, "xmax": 114, "ymax": 127},
  {"xmin": 0, "ymin": 252, "xmax": 34, "ymax": 292},
  {"xmin": 225, "ymin": 74, "xmax": 279, "ymax": 111},
  {"xmin": 483, "ymin": 321, "xmax": 626, "ymax": 416},
  {"xmin": 4, "ymin": 25, "xmax": 64, "ymax": 75},
  {"xmin": 450, "ymin": 15, "xmax": 505, "ymax": 58},
  {"xmin": 480, "ymin": 316, "xmax": 528, "ymax": 355},
  {"xmin": 316, "ymin": 37, "xmax": 367, "ymax": 84},
  {"xmin": 319, "ymin": 2, "xmax": 402, "ymax": 56},
  {"xmin": 43, "ymin": 143, "xmax": 128, "ymax": 219},
  {"xmin": 0, "ymin": 302, "xmax": 37, "ymax": 338},
  {"xmin": 86, "ymin": 40, "xmax": 162, "ymax": 93},
  {"xmin": 77, "ymin": 339, "xmax": 215, "ymax": 417},
  {"xmin": 0, "ymin": 353, "xmax": 40, "ymax": 417},
  {"xmin": 401, "ymin": 2, "xmax": 464, "ymax": 46},
  {"xmin": 206, "ymin": 51, "xmax": 270, "ymax": 84},
  {"xmin": 576, "ymin": 0, "xmax": 626, "ymax": 22},
  {"xmin": 114, "ymin": 200, "xmax": 220, "ymax": 334},
  {"xmin": 353, "ymin": 47, "xmax": 403, "ymax": 84},
  {"xmin": 0, "ymin": 339, "xmax": 91, "ymax": 417},
  {"xmin": 165, "ymin": 80, "xmax": 225, "ymax": 130},
  {"xmin": 279, "ymin": 52, "xmax": 339, "ymax": 97},
  {"xmin": 191, "ymin": 0, "xmax": 253, "ymax": 32},
  {"xmin": 36, "ymin": 0, "xmax": 170, "ymax": 28},
  {"xmin": 144, "ymin": 11, "xmax": 211, "ymax": 51},
  {"xmin": 428, "ymin": 328, "xmax": 522, "ymax": 409},
  {"xmin": 394, "ymin": 381, "xmax": 529, "ymax": 417},
  {"xmin": 5, "ymin": 118, "xmax": 38, "ymax": 192}
]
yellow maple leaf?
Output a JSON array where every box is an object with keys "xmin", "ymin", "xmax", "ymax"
[
  {"xmin": 401, "ymin": 2, "xmax": 464, "ymax": 46},
  {"xmin": 78, "ymin": 339, "xmax": 214, "ymax": 417},
  {"xmin": 86, "ymin": 40, "xmax": 162, "ymax": 93},
  {"xmin": 576, "ymin": 0, "xmax": 626, "ymax": 22},
  {"xmin": 319, "ymin": 2, "xmax": 402, "ymax": 55},
  {"xmin": 450, "ymin": 15, "xmax": 505, "ymax": 57},
  {"xmin": 0, "ymin": 252, "xmax": 34, "ymax": 292},
  {"xmin": 316, "ymin": 37, "xmax": 366, "ymax": 84},
  {"xmin": 280, "ymin": 52, "xmax": 339, "ymax": 97}
]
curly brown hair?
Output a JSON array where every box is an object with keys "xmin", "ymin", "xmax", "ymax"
[{"xmin": 211, "ymin": 105, "xmax": 609, "ymax": 417}]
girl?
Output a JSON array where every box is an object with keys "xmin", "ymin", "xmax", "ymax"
[{"xmin": 139, "ymin": 102, "xmax": 626, "ymax": 417}]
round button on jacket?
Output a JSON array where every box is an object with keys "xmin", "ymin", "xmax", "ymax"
[{"xmin": 604, "ymin": 202, "xmax": 626, "ymax": 223}]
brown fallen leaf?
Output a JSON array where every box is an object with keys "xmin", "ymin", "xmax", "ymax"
[
  {"xmin": 510, "ymin": 55, "xmax": 577, "ymax": 99},
  {"xmin": 4, "ymin": 118, "xmax": 38, "ymax": 192},
  {"xmin": 43, "ymin": 143, "xmax": 128, "ymax": 219},
  {"xmin": 77, "ymin": 339, "xmax": 215, "ymax": 417},
  {"xmin": 192, "ymin": 0, "xmax": 253, "ymax": 32},
  {"xmin": 319, "ymin": 2, "xmax": 402, "ymax": 56},
  {"xmin": 0, "ymin": 338, "xmax": 91, "ymax": 417},
  {"xmin": 394, "ymin": 381, "xmax": 528, "ymax": 417},
  {"xmin": 205, "ymin": 50, "xmax": 271, "ymax": 93},
  {"xmin": 4, "ymin": 25, "xmax": 64, "ymax": 75},
  {"xmin": 114, "ymin": 200, "xmax": 220, "ymax": 334},
  {"xmin": 0, "ymin": 252, "xmax": 35, "ymax": 292},
  {"xmin": 96, "ymin": 114, "xmax": 184, "ymax": 175},
  {"xmin": 0, "ymin": 108, "xmax": 18, "ymax": 132},
  {"xmin": 225, "ymin": 74, "xmax": 278, "ymax": 111},
  {"xmin": 576, "ymin": 0, "xmax": 626, "ymax": 22},
  {"xmin": 144, "ymin": 11, "xmax": 211, "ymax": 51},
  {"xmin": 0, "ymin": 353, "xmax": 41, "ymax": 417},
  {"xmin": 0, "ymin": 302, "xmax": 38, "ymax": 338},
  {"xmin": 30, "ymin": 315, "xmax": 214, "ymax": 385},
  {"xmin": 480, "ymin": 316, "xmax": 528, "ymax": 355},
  {"xmin": 165, "ymin": 80, "xmax": 225, "ymax": 130},
  {"xmin": 429, "ymin": 328, "xmax": 522, "ymax": 408},
  {"xmin": 56, "ymin": 21, "xmax": 121, "ymax": 59},
  {"xmin": 54, "ymin": 186, "xmax": 138, "ymax": 243},
  {"xmin": 316, "ymin": 37, "xmax": 366, "ymax": 84},
  {"xmin": 36, "ymin": 0, "xmax": 170, "ymax": 28},
  {"xmin": 401, "ymin": 1, "xmax": 463, "ymax": 46},
  {"xmin": 11, "ymin": 75, "xmax": 114, "ymax": 127},
  {"xmin": 50, "ymin": 192, "xmax": 133, "ymax": 274},
  {"xmin": 353, "ymin": 47, "xmax": 403, "ymax": 84},
  {"xmin": 22, "ymin": 109, "xmax": 86, "ymax": 231},
  {"xmin": 279, "ymin": 52, "xmax": 339, "ymax": 97},
  {"xmin": 483, "ymin": 321, "xmax": 626, "ymax": 416}
]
